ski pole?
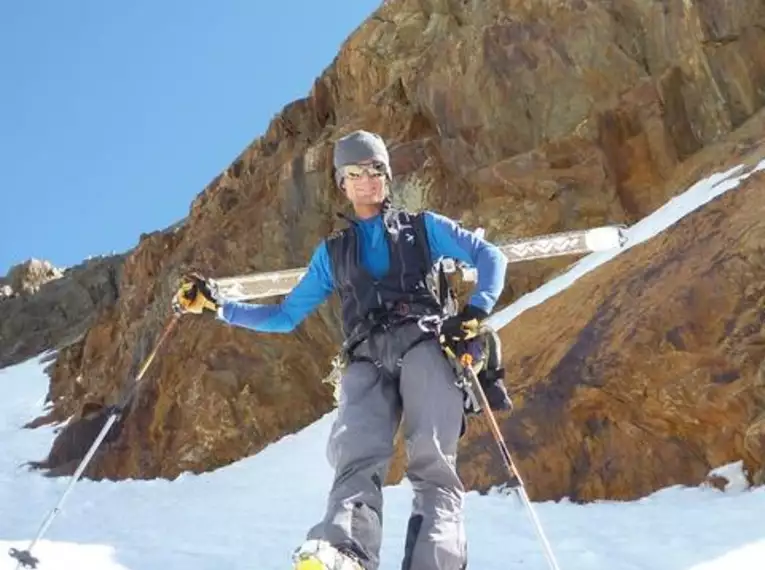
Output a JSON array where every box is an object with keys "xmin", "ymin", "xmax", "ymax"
[
  {"xmin": 9, "ymin": 313, "xmax": 181, "ymax": 570},
  {"xmin": 446, "ymin": 343, "xmax": 562, "ymax": 570}
]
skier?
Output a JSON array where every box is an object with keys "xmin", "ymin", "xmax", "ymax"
[{"xmin": 172, "ymin": 130, "xmax": 509, "ymax": 570}]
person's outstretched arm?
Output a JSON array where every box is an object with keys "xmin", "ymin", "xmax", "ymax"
[{"xmin": 217, "ymin": 242, "xmax": 335, "ymax": 333}]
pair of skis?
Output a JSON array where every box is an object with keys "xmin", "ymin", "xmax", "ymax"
[{"xmin": 214, "ymin": 225, "xmax": 627, "ymax": 301}]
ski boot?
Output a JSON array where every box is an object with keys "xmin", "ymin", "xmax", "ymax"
[{"xmin": 292, "ymin": 539, "xmax": 364, "ymax": 570}]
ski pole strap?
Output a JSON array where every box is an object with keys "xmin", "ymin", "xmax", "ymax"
[
  {"xmin": 441, "ymin": 344, "xmax": 482, "ymax": 412},
  {"xmin": 442, "ymin": 344, "xmax": 475, "ymax": 369}
]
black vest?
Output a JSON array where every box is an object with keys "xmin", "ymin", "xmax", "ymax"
[{"xmin": 326, "ymin": 209, "xmax": 442, "ymax": 342}]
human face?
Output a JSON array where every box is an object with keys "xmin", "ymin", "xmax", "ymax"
[{"xmin": 339, "ymin": 160, "xmax": 388, "ymax": 218}]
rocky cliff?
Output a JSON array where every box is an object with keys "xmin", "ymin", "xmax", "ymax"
[
  {"xmin": 456, "ymin": 141, "xmax": 765, "ymax": 500},
  {"xmin": 13, "ymin": 0, "xmax": 765, "ymax": 501},
  {"xmin": 0, "ymin": 256, "xmax": 123, "ymax": 370}
]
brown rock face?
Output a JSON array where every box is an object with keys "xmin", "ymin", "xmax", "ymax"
[
  {"xmin": 456, "ymin": 158, "xmax": 765, "ymax": 501},
  {"xmin": 0, "ymin": 256, "xmax": 123, "ymax": 369},
  {"xmin": 25, "ymin": 0, "xmax": 765, "ymax": 500}
]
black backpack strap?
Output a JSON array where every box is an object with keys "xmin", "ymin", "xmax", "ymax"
[
  {"xmin": 438, "ymin": 260, "xmax": 456, "ymax": 313},
  {"xmin": 410, "ymin": 211, "xmax": 432, "ymax": 268}
]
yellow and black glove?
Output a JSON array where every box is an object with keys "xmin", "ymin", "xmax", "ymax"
[
  {"xmin": 439, "ymin": 304, "xmax": 488, "ymax": 352},
  {"xmin": 440, "ymin": 312, "xmax": 513, "ymax": 415},
  {"xmin": 172, "ymin": 272, "xmax": 221, "ymax": 315}
]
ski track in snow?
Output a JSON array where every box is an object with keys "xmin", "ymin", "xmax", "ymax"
[{"xmin": 2, "ymin": 159, "xmax": 765, "ymax": 570}]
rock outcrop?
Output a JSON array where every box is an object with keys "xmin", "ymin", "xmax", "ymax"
[
  {"xmin": 0, "ymin": 256, "xmax": 124, "ymax": 370},
  {"xmin": 21, "ymin": 0, "xmax": 765, "ymax": 500},
  {"xmin": 0, "ymin": 258, "xmax": 63, "ymax": 298}
]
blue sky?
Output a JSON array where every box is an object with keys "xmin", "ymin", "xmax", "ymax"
[{"xmin": 0, "ymin": 1, "xmax": 381, "ymax": 276}]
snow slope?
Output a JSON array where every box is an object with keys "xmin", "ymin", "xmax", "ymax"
[{"xmin": 2, "ymin": 159, "xmax": 764, "ymax": 570}]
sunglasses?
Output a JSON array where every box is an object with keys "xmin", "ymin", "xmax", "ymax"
[{"xmin": 339, "ymin": 162, "xmax": 387, "ymax": 180}]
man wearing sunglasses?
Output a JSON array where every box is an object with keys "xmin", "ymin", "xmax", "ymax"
[{"xmin": 173, "ymin": 130, "xmax": 508, "ymax": 570}]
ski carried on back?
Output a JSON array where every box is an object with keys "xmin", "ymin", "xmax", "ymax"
[{"xmin": 214, "ymin": 225, "xmax": 627, "ymax": 301}]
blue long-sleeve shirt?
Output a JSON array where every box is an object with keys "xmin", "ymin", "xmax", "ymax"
[{"xmin": 218, "ymin": 211, "xmax": 508, "ymax": 333}]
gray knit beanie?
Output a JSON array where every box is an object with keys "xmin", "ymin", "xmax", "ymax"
[{"xmin": 333, "ymin": 130, "xmax": 392, "ymax": 187}]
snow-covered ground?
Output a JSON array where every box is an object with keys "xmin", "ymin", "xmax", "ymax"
[{"xmin": 2, "ymin": 159, "xmax": 765, "ymax": 570}]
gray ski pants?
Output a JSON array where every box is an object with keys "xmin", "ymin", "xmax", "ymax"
[{"xmin": 306, "ymin": 325, "xmax": 466, "ymax": 570}]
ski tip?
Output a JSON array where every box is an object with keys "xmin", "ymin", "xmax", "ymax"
[{"xmin": 584, "ymin": 226, "xmax": 626, "ymax": 252}]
